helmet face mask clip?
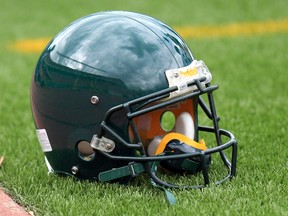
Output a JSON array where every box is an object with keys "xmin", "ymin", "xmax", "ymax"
[{"xmin": 31, "ymin": 11, "xmax": 237, "ymax": 193}]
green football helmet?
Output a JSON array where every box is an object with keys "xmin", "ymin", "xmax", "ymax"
[{"xmin": 31, "ymin": 11, "xmax": 237, "ymax": 190}]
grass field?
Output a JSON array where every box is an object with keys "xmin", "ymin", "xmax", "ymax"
[{"xmin": 0, "ymin": 0, "xmax": 288, "ymax": 215}]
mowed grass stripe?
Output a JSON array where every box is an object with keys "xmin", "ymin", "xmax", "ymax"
[
  {"xmin": 9, "ymin": 18, "xmax": 288, "ymax": 53},
  {"xmin": 10, "ymin": 38, "xmax": 50, "ymax": 53},
  {"xmin": 175, "ymin": 19, "xmax": 288, "ymax": 38}
]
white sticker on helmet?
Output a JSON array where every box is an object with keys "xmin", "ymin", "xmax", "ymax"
[
  {"xmin": 165, "ymin": 60, "xmax": 212, "ymax": 98},
  {"xmin": 36, "ymin": 129, "xmax": 52, "ymax": 152}
]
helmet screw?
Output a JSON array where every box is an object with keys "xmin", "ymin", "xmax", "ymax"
[
  {"xmin": 173, "ymin": 72, "xmax": 179, "ymax": 78},
  {"xmin": 71, "ymin": 166, "xmax": 79, "ymax": 175},
  {"xmin": 105, "ymin": 143, "xmax": 113, "ymax": 151},
  {"xmin": 91, "ymin": 96, "xmax": 99, "ymax": 104}
]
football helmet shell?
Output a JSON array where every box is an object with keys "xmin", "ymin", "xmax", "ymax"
[{"xmin": 31, "ymin": 11, "xmax": 237, "ymax": 189}]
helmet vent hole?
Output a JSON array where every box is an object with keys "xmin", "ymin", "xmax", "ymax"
[
  {"xmin": 77, "ymin": 141, "xmax": 95, "ymax": 161},
  {"xmin": 160, "ymin": 111, "xmax": 175, "ymax": 131}
]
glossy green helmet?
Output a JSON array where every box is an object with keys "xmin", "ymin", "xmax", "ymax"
[{"xmin": 31, "ymin": 11, "xmax": 237, "ymax": 189}]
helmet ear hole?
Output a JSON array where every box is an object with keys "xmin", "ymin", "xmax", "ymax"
[
  {"xmin": 160, "ymin": 111, "xmax": 175, "ymax": 131},
  {"xmin": 77, "ymin": 141, "xmax": 95, "ymax": 161}
]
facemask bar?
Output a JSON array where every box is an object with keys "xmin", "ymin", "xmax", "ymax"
[{"xmin": 92, "ymin": 77, "xmax": 237, "ymax": 189}]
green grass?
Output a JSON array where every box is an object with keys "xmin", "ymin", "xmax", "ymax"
[{"xmin": 1, "ymin": 0, "xmax": 288, "ymax": 215}]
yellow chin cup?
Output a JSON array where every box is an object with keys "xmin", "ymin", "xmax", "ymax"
[{"xmin": 154, "ymin": 132, "xmax": 207, "ymax": 155}]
